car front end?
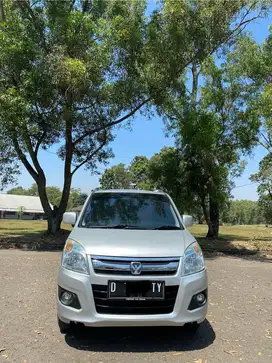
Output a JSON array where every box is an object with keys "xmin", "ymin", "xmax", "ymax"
[
  {"xmin": 57, "ymin": 242, "xmax": 208, "ymax": 328},
  {"xmin": 57, "ymin": 190, "xmax": 208, "ymax": 330}
]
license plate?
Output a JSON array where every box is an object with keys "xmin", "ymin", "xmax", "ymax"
[{"xmin": 108, "ymin": 281, "xmax": 165, "ymax": 300}]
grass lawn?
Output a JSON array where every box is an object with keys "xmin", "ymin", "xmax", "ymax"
[
  {"xmin": 0, "ymin": 219, "xmax": 271, "ymax": 255},
  {"xmin": 189, "ymin": 224, "xmax": 272, "ymax": 253},
  {"xmin": 0, "ymin": 219, "xmax": 71, "ymax": 236}
]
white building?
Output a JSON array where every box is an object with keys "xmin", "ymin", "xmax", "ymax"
[{"xmin": 0, "ymin": 194, "xmax": 47, "ymax": 220}]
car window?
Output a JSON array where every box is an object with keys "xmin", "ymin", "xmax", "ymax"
[{"xmin": 79, "ymin": 192, "xmax": 182, "ymax": 230}]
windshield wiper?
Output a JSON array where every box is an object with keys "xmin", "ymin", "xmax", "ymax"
[
  {"xmin": 105, "ymin": 224, "xmax": 143, "ymax": 229},
  {"xmin": 84, "ymin": 224, "xmax": 146, "ymax": 229},
  {"xmin": 154, "ymin": 225, "xmax": 181, "ymax": 230}
]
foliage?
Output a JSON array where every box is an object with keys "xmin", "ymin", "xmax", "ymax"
[
  {"xmin": 0, "ymin": 0, "xmax": 270, "ymax": 233},
  {"xmin": 0, "ymin": 0, "xmax": 150, "ymax": 233},
  {"xmin": 250, "ymin": 155, "xmax": 272, "ymax": 223},
  {"xmin": 129, "ymin": 156, "xmax": 153, "ymax": 190},
  {"xmin": 16, "ymin": 205, "xmax": 25, "ymax": 219},
  {"xmin": 6, "ymin": 183, "xmax": 85, "ymax": 210},
  {"xmin": 227, "ymin": 30, "xmax": 272, "ymax": 223},
  {"xmin": 222, "ymin": 200, "xmax": 264, "ymax": 225},
  {"xmin": 68, "ymin": 188, "xmax": 88, "ymax": 209},
  {"xmin": 7, "ymin": 186, "xmax": 28, "ymax": 195},
  {"xmin": 157, "ymin": 53, "xmax": 259, "ymax": 237},
  {"xmin": 99, "ymin": 156, "xmax": 155, "ymax": 190},
  {"xmin": 99, "ymin": 163, "xmax": 133, "ymax": 190},
  {"xmin": 251, "ymin": 155, "xmax": 272, "ymax": 196},
  {"xmin": 225, "ymin": 31, "xmax": 272, "ymax": 152},
  {"xmin": 0, "ymin": 138, "xmax": 20, "ymax": 191},
  {"xmin": 258, "ymin": 194, "xmax": 272, "ymax": 224},
  {"xmin": 148, "ymin": 147, "xmax": 187, "ymax": 212}
]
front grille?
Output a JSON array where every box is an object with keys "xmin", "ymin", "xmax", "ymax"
[
  {"xmin": 92, "ymin": 284, "xmax": 179, "ymax": 315},
  {"xmin": 91, "ymin": 256, "xmax": 180, "ymax": 276}
]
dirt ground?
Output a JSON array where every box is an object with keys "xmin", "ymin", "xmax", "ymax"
[{"xmin": 0, "ymin": 250, "xmax": 271, "ymax": 363}]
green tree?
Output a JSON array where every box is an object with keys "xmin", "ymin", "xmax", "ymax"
[
  {"xmin": 148, "ymin": 147, "xmax": 188, "ymax": 212},
  {"xmin": 158, "ymin": 53, "xmax": 260, "ymax": 238},
  {"xmin": 99, "ymin": 156, "xmax": 153, "ymax": 190},
  {"xmin": 258, "ymin": 195, "xmax": 272, "ymax": 224},
  {"xmin": 17, "ymin": 205, "xmax": 25, "ymax": 219},
  {"xmin": 129, "ymin": 156, "xmax": 153, "ymax": 190},
  {"xmin": 228, "ymin": 31, "xmax": 272, "ymax": 224},
  {"xmin": 251, "ymin": 155, "xmax": 272, "ymax": 223},
  {"xmin": 0, "ymin": 0, "xmax": 148, "ymax": 233},
  {"xmin": 0, "ymin": 0, "xmax": 269, "ymax": 234},
  {"xmin": 222, "ymin": 199, "xmax": 264, "ymax": 224},
  {"xmin": 69, "ymin": 190, "xmax": 88, "ymax": 209},
  {"xmin": 46, "ymin": 186, "xmax": 62, "ymax": 207},
  {"xmin": 7, "ymin": 186, "xmax": 28, "ymax": 195},
  {"xmin": 0, "ymin": 137, "xmax": 20, "ymax": 191},
  {"xmin": 147, "ymin": 147, "xmax": 205, "ymax": 220},
  {"xmin": 67, "ymin": 188, "xmax": 88, "ymax": 210},
  {"xmin": 99, "ymin": 163, "xmax": 133, "ymax": 189},
  {"xmin": 225, "ymin": 32, "xmax": 272, "ymax": 153}
]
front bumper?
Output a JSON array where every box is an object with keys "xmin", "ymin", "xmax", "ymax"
[{"xmin": 57, "ymin": 263, "xmax": 208, "ymax": 327}]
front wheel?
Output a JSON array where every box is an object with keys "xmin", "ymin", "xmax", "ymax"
[
  {"xmin": 58, "ymin": 317, "xmax": 71, "ymax": 334},
  {"xmin": 185, "ymin": 322, "xmax": 200, "ymax": 334}
]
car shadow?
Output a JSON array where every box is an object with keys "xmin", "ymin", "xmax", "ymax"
[{"xmin": 64, "ymin": 319, "xmax": 215, "ymax": 353}]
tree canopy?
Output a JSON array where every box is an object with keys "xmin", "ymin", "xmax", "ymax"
[
  {"xmin": 99, "ymin": 163, "xmax": 133, "ymax": 190},
  {"xmin": 98, "ymin": 150, "xmax": 267, "ymax": 226},
  {"xmin": 0, "ymin": 0, "xmax": 270, "ymax": 234},
  {"xmin": 155, "ymin": 53, "xmax": 259, "ymax": 237},
  {"xmin": 226, "ymin": 28, "xmax": 272, "ymax": 224},
  {"xmin": 222, "ymin": 200, "xmax": 264, "ymax": 225}
]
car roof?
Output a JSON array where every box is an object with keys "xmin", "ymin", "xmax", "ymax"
[{"xmin": 92, "ymin": 189, "xmax": 167, "ymax": 196}]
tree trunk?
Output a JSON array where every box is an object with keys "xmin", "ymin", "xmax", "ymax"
[
  {"xmin": 197, "ymin": 213, "xmax": 203, "ymax": 224},
  {"xmin": 44, "ymin": 102, "xmax": 74, "ymax": 235},
  {"xmin": 0, "ymin": 0, "xmax": 5, "ymax": 22},
  {"xmin": 201, "ymin": 198, "xmax": 209, "ymax": 226},
  {"xmin": 47, "ymin": 211, "xmax": 62, "ymax": 235},
  {"xmin": 206, "ymin": 198, "xmax": 219, "ymax": 239}
]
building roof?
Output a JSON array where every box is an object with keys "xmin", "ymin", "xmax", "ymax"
[{"xmin": 0, "ymin": 194, "xmax": 47, "ymax": 213}]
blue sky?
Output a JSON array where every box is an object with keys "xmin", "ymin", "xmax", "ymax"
[{"xmin": 4, "ymin": 5, "xmax": 272, "ymax": 201}]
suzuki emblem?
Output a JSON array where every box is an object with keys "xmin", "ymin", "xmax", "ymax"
[{"xmin": 130, "ymin": 261, "xmax": 142, "ymax": 275}]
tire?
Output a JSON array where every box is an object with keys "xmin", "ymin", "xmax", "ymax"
[
  {"xmin": 185, "ymin": 322, "xmax": 200, "ymax": 334},
  {"xmin": 58, "ymin": 317, "xmax": 71, "ymax": 334}
]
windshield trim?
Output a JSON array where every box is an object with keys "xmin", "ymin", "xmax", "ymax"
[{"xmin": 78, "ymin": 192, "xmax": 184, "ymax": 230}]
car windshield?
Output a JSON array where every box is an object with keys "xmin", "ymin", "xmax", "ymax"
[{"xmin": 79, "ymin": 192, "xmax": 182, "ymax": 230}]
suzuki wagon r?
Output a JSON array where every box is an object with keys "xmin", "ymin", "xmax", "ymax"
[{"xmin": 57, "ymin": 189, "xmax": 207, "ymax": 333}]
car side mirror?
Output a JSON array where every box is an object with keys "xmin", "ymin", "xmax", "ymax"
[
  {"xmin": 182, "ymin": 215, "xmax": 193, "ymax": 227},
  {"xmin": 63, "ymin": 212, "xmax": 77, "ymax": 225}
]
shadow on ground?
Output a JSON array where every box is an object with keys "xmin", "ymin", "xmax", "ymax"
[
  {"xmin": 197, "ymin": 237, "xmax": 272, "ymax": 262},
  {"xmin": 0, "ymin": 230, "xmax": 69, "ymax": 251},
  {"xmin": 64, "ymin": 320, "xmax": 215, "ymax": 353}
]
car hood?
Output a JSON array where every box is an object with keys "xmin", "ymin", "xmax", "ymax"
[{"xmin": 69, "ymin": 228, "xmax": 196, "ymax": 257}]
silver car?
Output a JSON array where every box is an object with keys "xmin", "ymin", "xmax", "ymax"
[{"xmin": 57, "ymin": 189, "xmax": 208, "ymax": 333}]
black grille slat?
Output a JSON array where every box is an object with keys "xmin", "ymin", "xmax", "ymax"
[
  {"xmin": 92, "ymin": 284, "xmax": 179, "ymax": 315},
  {"xmin": 92, "ymin": 285, "xmax": 108, "ymax": 292},
  {"xmin": 94, "ymin": 298, "xmax": 176, "ymax": 307}
]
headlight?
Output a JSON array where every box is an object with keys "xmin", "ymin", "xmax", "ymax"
[
  {"xmin": 182, "ymin": 241, "xmax": 205, "ymax": 276},
  {"xmin": 62, "ymin": 240, "xmax": 89, "ymax": 275}
]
